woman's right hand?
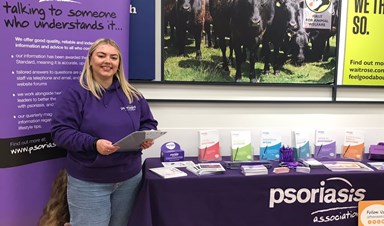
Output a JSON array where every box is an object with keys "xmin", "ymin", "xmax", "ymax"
[{"xmin": 95, "ymin": 139, "xmax": 120, "ymax": 155}]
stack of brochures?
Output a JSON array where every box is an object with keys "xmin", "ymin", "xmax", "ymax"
[
  {"xmin": 299, "ymin": 158, "xmax": 324, "ymax": 169},
  {"xmin": 186, "ymin": 163, "xmax": 226, "ymax": 176},
  {"xmin": 149, "ymin": 167, "xmax": 188, "ymax": 179},
  {"xmin": 161, "ymin": 161, "xmax": 195, "ymax": 168},
  {"xmin": 241, "ymin": 165, "xmax": 268, "ymax": 176}
]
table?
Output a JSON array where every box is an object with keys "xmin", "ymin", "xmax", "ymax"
[{"xmin": 127, "ymin": 157, "xmax": 384, "ymax": 226}]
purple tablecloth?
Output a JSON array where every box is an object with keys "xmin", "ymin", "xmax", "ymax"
[{"xmin": 128, "ymin": 157, "xmax": 384, "ymax": 226}]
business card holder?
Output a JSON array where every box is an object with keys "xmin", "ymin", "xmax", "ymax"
[{"xmin": 368, "ymin": 144, "xmax": 384, "ymax": 160}]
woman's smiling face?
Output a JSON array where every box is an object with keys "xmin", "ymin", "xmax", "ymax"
[{"xmin": 90, "ymin": 44, "xmax": 120, "ymax": 84}]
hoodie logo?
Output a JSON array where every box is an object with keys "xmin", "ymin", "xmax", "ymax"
[{"xmin": 121, "ymin": 105, "xmax": 136, "ymax": 112}]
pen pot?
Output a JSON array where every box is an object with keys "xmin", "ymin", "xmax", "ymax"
[{"xmin": 279, "ymin": 146, "xmax": 294, "ymax": 163}]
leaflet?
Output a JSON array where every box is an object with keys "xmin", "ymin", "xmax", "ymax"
[
  {"xmin": 314, "ymin": 129, "xmax": 336, "ymax": 159},
  {"xmin": 292, "ymin": 130, "xmax": 311, "ymax": 160},
  {"xmin": 198, "ymin": 129, "xmax": 221, "ymax": 162},
  {"xmin": 342, "ymin": 130, "xmax": 365, "ymax": 160},
  {"xmin": 259, "ymin": 130, "xmax": 281, "ymax": 160},
  {"xmin": 231, "ymin": 130, "xmax": 253, "ymax": 161}
]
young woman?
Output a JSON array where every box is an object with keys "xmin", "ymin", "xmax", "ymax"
[{"xmin": 51, "ymin": 38, "xmax": 158, "ymax": 226}]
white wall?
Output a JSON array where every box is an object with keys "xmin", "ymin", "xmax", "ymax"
[{"xmin": 141, "ymin": 101, "xmax": 384, "ymax": 159}]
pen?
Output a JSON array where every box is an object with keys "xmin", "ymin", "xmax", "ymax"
[
  {"xmin": 262, "ymin": 145, "xmax": 268, "ymax": 159},
  {"xmin": 233, "ymin": 147, "xmax": 239, "ymax": 161},
  {"xmin": 343, "ymin": 145, "xmax": 350, "ymax": 157},
  {"xmin": 202, "ymin": 146, "xmax": 207, "ymax": 161},
  {"xmin": 316, "ymin": 144, "xmax": 323, "ymax": 157}
]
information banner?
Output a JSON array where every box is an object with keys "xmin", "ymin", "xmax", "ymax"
[
  {"xmin": 0, "ymin": 0, "xmax": 129, "ymax": 167},
  {"xmin": 0, "ymin": 0, "xmax": 129, "ymax": 225},
  {"xmin": 342, "ymin": 0, "xmax": 384, "ymax": 85}
]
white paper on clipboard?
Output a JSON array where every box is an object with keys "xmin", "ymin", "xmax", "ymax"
[{"xmin": 113, "ymin": 130, "xmax": 167, "ymax": 152}]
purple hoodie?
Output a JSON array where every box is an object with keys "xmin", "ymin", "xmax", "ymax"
[{"xmin": 51, "ymin": 78, "xmax": 158, "ymax": 183}]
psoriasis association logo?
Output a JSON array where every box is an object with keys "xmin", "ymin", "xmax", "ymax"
[
  {"xmin": 305, "ymin": 0, "xmax": 331, "ymax": 13},
  {"xmin": 269, "ymin": 177, "xmax": 366, "ymax": 223}
]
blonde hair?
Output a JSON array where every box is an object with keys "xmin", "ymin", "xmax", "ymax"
[
  {"xmin": 79, "ymin": 38, "xmax": 142, "ymax": 103},
  {"xmin": 38, "ymin": 169, "xmax": 69, "ymax": 226}
]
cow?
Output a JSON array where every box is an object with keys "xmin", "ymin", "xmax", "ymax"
[
  {"xmin": 230, "ymin": 0, "xmax": 275, "ymax": 83},
  {"xmin": 209, "ymin": 0, "xmax": 234, "ymax": 71},
  {"xmin": 164, "ymin": 0, "xmax": 177, "ymax": 46},
  {"xmin": 261, "ymin": 0, "xmax": 302, "ymax": 75},
  {"xmin": 176, "ymin": 0, "xmax": 206, "ymax": 60},
  {"xmin": 283, "ymin": 0, "xmax": 310, "ymax": 67},
  {"xmin": 288, "ymin": 27, "xmax": 310, "ymax": 66},
  {"xmin": 204, "ymin": 0, "xmax": 214, "ymax": 48}
]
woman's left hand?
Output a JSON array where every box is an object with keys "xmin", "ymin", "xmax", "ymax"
[{"xmin": 141, "ymin": 139, "xmax": 154, "ymax": 150}]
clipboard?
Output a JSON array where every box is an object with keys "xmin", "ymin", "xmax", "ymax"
[{"xmin": 113, "ymin": 130, "xmax": 167, "ymax": 152}]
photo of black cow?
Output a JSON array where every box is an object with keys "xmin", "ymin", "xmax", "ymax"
[{"xmin": 162, "ymin": 0, "xmax": 338, "ymax": 84}]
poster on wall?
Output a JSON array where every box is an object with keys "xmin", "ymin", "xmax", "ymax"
[
  {"xmin": 342, "ymin": 0, "xmax": 384, "ymax": 85},
  {"xmin": 161, "ymin": 0, "xmax": 338, "ymax": 84},
  {"xmin": 0, "ymin": 0, "xmax": 129, "ymax": 168}
]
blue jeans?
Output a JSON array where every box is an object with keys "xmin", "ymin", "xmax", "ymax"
[{"xmin": 67, "ymin": 171, "xmax": 142, "ymax": 226}]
